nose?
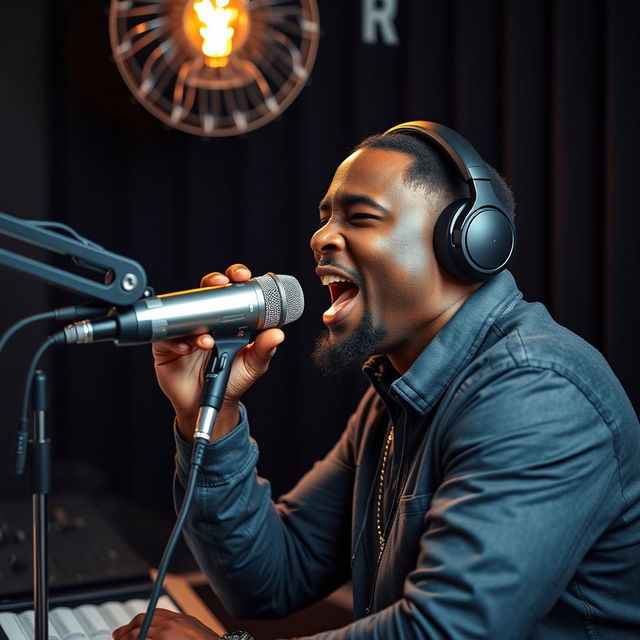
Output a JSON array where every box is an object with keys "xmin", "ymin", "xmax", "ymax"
[{"xmin": 310, "ymin": 219, "xmax": 345, "ymax": 257}]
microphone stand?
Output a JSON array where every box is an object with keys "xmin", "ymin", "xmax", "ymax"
[
  {"xmin": 0, "ymin": 212, "xmax": 150, "ymax": 640},
  {"xmin": 30, "ymin": 370, "xmax": 50, "ymax": 640},
  {"xmin": 0, "ymin": 211, "xmax": 148, "ymax": 305}
]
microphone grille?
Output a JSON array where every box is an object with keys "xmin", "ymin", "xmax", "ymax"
[
  {"xmin": 255, "ymin": 273, "xmax": 304, "ymax": 329},
  {"xmin": 276, "ymin": 274, "xmax": 305, "ymax": 326},
  {"xmin": 255, "ymin": 274, "xmax": 281, "ymax": 328}
]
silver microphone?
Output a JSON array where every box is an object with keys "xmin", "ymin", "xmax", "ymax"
[{"xmin": 62, "ymin": 273, "xmax": 304, "ymax": 345}]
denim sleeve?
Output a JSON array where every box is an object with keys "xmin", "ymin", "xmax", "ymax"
[
  {"xmin": 173, "ymin": 404, "xmax": 355, "ymax": 619},
  {"xmin": 296, "ymin": 367, "xmax": 621, "ymax": 640}
]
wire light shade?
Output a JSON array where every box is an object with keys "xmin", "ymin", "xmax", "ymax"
[{"xmin": 109, "ymin": 0, "xmax": 320, "ymax": 136}]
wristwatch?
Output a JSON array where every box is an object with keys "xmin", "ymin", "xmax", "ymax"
[{"xmin": 220, "ymin": 632, "xmax": 254, "ymax": 640}]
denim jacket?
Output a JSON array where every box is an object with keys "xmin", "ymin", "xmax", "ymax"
[{"xmin": 175, "ymin": 271, "xmax": 640, "ymax": 639}]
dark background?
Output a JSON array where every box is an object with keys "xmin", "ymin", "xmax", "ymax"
[{"xmin": 1, "ymin": 0, "xmax": 638, "ymax": 567}]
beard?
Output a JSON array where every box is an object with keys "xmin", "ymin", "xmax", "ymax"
[{"xmin": 312, "ymin": 311, "xmax": 387, "ymax": 376}]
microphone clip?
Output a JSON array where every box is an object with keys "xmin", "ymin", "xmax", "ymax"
[{"xmin": 193, "ymin": 330, "xmax": 254, "ymax": 442}]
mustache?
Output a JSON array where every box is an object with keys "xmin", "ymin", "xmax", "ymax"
[{"xmin": 316, "ymin": 259, "xmax": 362, "ymax": 287}]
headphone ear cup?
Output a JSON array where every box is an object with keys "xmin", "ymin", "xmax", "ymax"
[
  {"xmin": 434, "ymin": 199, "xmax": 516, "ymax": 282},
  {"xmin": 433, "ymin": 199, "xmax": 470, "ymax": 281}
]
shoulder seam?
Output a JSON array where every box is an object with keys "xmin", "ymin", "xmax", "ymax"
[{"xmin": 504, "ymin": 328, "xmax": 530, "ymax": 367}]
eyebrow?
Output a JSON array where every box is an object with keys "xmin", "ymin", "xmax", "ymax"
[{"xmin": 318, "ymin": 193, "xmax": 389, "ymax": 214}]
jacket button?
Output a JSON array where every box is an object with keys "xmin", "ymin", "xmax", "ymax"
[{"xmin": 365, "ymin": 607, "xmax": 370, "ymax": 615}]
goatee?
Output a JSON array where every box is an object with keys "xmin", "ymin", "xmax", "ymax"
[{"xmin": 312, "ymin": 312, "xmax": 386, "ymax": 376}]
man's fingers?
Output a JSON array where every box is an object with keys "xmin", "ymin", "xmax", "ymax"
[
  {"xmin": 252, "ymin": 328, "xmax": 285, "ymax": 358},
  {"xmin": 113, "ymin": 624, "xmax": 160, "ymax": 640},
  {"xmin": 112, "ymin": 610, "xmax": 218, "ymax": 640},
  {"xmin": 200, "ymin": 272, "xmax": 228, "ymax": 288},
  {"xmin": 194, "ymin": 334, "xmax": 215, "ymax": 350},
  {"xmin": 200, "ymin": 265, "xmax": 251, "ymax": 289},
  {"xmin": 225, "ymin": 264, "xmax": 252, "ymax": 281},
  {"xmin": 241, "ymin": 329, "xmax": 285, "ymax": 378},
  {"xmin": 112, "ymin": 609, "xmax": 179, "ymax": 639},
  {"xmin": 153, "ymin": 335, "xmax": 215, "ymax": 357},
  {"xmin": 112, "ymin": 612, "xmax": 142, "ymax": 639},
  {"xmin": 154, "ymin": 339, "xmax": 193, "ymax": 355}
]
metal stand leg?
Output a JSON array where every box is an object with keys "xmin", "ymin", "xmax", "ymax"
[{"xmin": 31, "ymin": 370, "xmax": 50, "ymax": 640}]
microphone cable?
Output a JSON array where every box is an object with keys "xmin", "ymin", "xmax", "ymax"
[
  {"xmin": 136, "ymin": 438, "xmax": 207, "ymax": 640},
  {"xmin": 6, "ymin": 307, "xmax": 108, "ymax": 474},
  {"xmin": 0, "ymin": 304, "xmax": 109, "ymax": 357},
  {"xmin": 136, "ymin": 331, "xmax": 252, "ymax": 640},
  {"xmin": 0, "ymin": 311, "xmax": 57, "ymax": 356}
]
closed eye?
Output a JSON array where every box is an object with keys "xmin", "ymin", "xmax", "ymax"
[{"xmin": 349, "ymin": 213, "xmax": 380, "ymax": 222}]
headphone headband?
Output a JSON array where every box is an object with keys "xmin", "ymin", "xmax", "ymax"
[{"xmin": 384, "ymin": 121, "xmax": 491, "ymax": 182}]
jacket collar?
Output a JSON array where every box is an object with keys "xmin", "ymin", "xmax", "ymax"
[{"xmin": 363, "ymin": 270, "xmax": 522, "ymax": 415}]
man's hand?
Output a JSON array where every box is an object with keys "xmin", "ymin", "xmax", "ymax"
[
  {"xmin": 111, "ymin": 608, "xmax": 220, "ymax": 640},
  {"xmin": 153, "ymin": 264, "xmax": 285, "ymax": 441}
]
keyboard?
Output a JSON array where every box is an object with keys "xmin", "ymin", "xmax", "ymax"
[{"xmin": 0, "ymin": 594, "xmax": 179, "ymax": 640}]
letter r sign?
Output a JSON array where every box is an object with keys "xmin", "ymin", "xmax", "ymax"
[{"xmin": 362, "ymin": 0, "xmax": 399, "ymax": 46}]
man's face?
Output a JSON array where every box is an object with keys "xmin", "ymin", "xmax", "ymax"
[{"xmin": 310, "ymin": 147, "xmax": 447, "ymax": 371}]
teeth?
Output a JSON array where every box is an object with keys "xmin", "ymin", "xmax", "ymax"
[{"xmin": 321, "ymin": 275, "xmax": 353, "ymax": 285}]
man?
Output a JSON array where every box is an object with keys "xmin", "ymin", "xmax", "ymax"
[{"xmin": 114, "ymin": 123, "xmax": 640, "ymax": 639}]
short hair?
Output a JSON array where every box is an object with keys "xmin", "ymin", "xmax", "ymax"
[{"xmin": 354, "ymin": 131, "xmax": 516, "ymax": 215}]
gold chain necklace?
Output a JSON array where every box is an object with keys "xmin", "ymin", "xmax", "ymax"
[{"xmin": 375, "ymin": 424, "xmax": 394, "ymax": 558}]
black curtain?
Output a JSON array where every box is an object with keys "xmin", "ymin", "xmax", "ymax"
[{"xmin": 1, "ymin": 0, "xmax": 638, "ymax": 540}]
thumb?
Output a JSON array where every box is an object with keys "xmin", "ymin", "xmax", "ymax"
[
  {"xmin": 243, "ymin": 328, "xmax": 285, "ymax": 374},
  {"xmin": 224, "ymin": 329, "xmax": 285, "ymax": 405}
]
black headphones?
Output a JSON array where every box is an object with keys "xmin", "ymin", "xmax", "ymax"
[{"xmin": 382, "ymin": 121, "xmax": 516, "ymax": 282}]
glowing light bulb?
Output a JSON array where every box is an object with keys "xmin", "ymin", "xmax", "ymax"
[{"xmin": 185, "ymin": 0, "xmax": 250, "ymax": 68}]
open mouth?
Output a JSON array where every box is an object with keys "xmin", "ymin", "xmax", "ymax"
[{"xmin": 321, "ymin": 275, "xmax": 360, "ymax": 324}]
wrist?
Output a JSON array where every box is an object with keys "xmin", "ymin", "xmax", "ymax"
[
  {"xmin": 176, "ymin": 413, "xmax": 198, "ymax": 442},
  {"xmin": 176, "ymin": 403, "xmax": 240, "ymax": 443},
  {"xmin": 212, "ymin": 403, "xmax": 241, "ymax": 440}
]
